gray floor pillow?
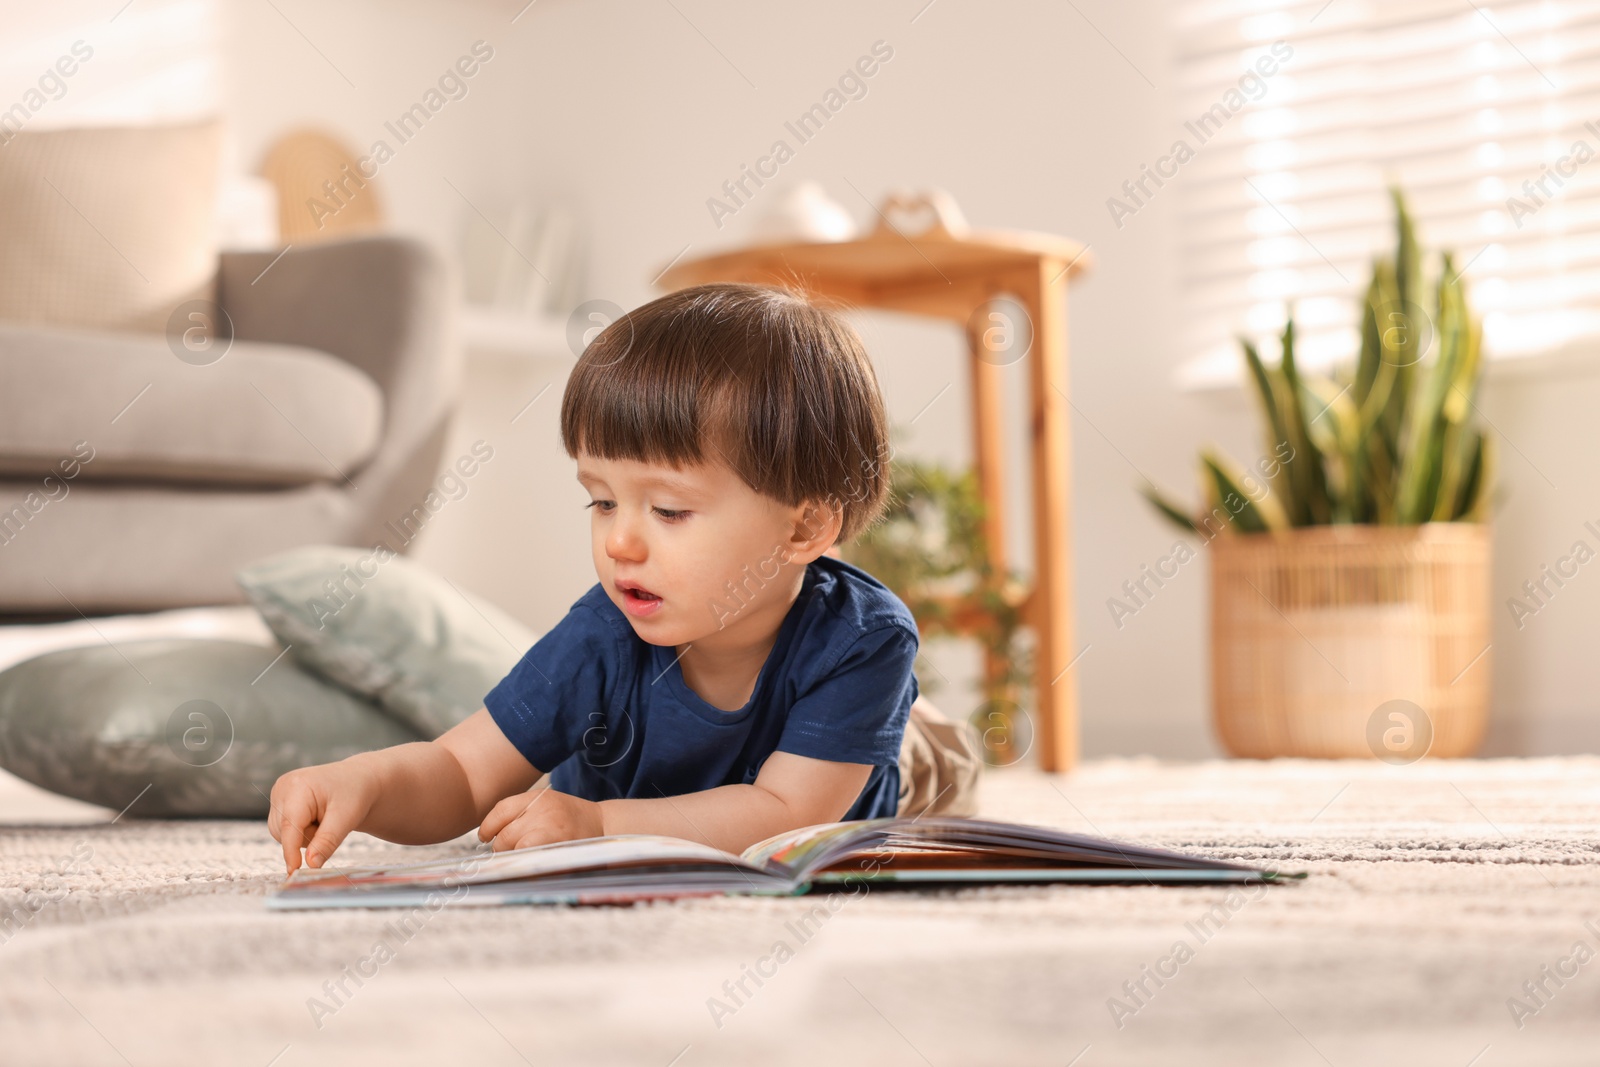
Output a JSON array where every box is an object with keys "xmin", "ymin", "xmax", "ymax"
[
  {"xmin": 236, "ymin": 546, "xmax": 535, "ymax": 738},
  {"xmin": 0, "ymin": 639, "xmax": 421, "ymax": 818}
]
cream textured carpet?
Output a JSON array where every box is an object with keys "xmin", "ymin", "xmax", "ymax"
[{"xmin": 1, "ymin": 757, "xmax": 1597, "ymax": 1067}]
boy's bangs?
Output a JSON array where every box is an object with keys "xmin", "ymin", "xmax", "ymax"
[{"xmin": 562, "ymin": 325, "xmax": 738, "ymax": 471}]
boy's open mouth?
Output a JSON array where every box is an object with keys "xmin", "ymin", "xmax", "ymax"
[{"xmin": 615, "ymin": 579, "xmax": 664, "ymax": 617}]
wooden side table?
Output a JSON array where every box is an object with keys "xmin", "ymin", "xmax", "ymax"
[{"xmin": 657, "ymin": 191, "xmax": 1091, "ymax": 771}]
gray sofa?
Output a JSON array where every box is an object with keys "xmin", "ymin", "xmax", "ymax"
[{"xmin": 0, "ymin": 236, "xmax": 459, "ymax": 615}]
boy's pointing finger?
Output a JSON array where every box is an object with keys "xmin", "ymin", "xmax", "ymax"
[
  {"xmin": 273, "ymin": 789, "xmax": 318, "ymax": 874},
  {"xmin": 280, "ymin": 819, "xmax": 304, "ymax": 874}
]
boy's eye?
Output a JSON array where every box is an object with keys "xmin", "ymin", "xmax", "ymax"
[
  {"xmin": 652, "ymin": 507, "xmax": 689, "ymax": 521},
  {"xmin": 586, "ymin": 500, "xmax": 616, "ymax": 514}
]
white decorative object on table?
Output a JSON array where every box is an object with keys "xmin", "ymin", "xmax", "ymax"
[{"xmin": 747, "ymin": 180, "xmax": 857, "ymax": 244}]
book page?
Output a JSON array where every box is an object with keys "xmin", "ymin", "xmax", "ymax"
[{"xmin": 280, "ymin": 835, "xmax": 763, "ymax": 894}]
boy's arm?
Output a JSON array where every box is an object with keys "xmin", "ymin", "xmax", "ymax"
[
  {"xmin": 274, "ymin": 711, "xmax": 873, "ymax": 867},
  {"xmin": 477, "ymin": 751, "xmax": 873, "ymax": 856},
  {"xmin": 269, "ymin": 708, "xmax": 542, "ymax": 872}
]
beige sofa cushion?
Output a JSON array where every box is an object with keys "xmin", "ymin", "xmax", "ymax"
[
  {"xmin": 0, "ymin": 121, "xmax": 221, "ymax": 333},
  {"xmin": 0, "ymin": 323, "xmax": 384, "ymax": 487}
]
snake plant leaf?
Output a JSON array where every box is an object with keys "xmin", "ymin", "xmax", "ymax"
[
  {"xmin": 1450, "ymin": 430, "xmax": 1484, "ymax": 520},
  {"xmin": 1277, "ymin": 317, "xmax": 1332, "ymax": 525},
  {"xmin": 1240, "ymin": 337, "xmax": 1296, "ymax": 501},
  {"xmin": 1393, "ymin": 185, "xmax": 1421, "ymax": 317},
  {"xmin": 1349, "ymin": 271, "xmax": 1391, "ymax": 526},
  {"xmin": 1363, "ymin": 244, "xmax": 1416, "ymax": 468},
  {"xmin": 1346, "ymin": 442, "xmax": 1369, "ymax": 523},
  {"xmin": 1432, "ymin": 428, "xmax": 1464, "ymax": 523},
  {"xmin": 1395, "ymin": 183, "xmax": 1420, "ymax": 307},
  {"xmin": 1365, "ymin": 430, "xmax": 1396, "ymax": 523},
  {"xmin": 1432, "ymin": 271, "xmax": 1485, "ymax": 520},
  {"xmin": 1302, "ymin": 374, "xmax": 1359, "ymax": 523},
  {"xmin": 1434, "ymin": 421, "xmax": 1473, "ymax": 522},
  {"xmin": 1361, "ymin": 205, "xmax": 1428, "ymax": 520},
  {"xmin": 1456, "ymin": 430, "xmax": 1494, "ymax": 521},
  {"xmin": 1365, "ymin": 187, "xmax": 1425, "ymax": 460},
  {"xmin": 1141, "ymin": 483, "xmax": 1205, "ymax": 536},
  {"xmin": 1354, "ymin": 268, "xmax": 1383, "ymax": 410},
  {"xmin": 1359, "ymin": 259, "xmax": 1403, "ymax": 444},
  {"xmin": 1440, "ymin": 263, "xmax": 1484, "ymax": 427},
  {"xmin": 1397, "ymin": 253, "xmax": 1472, "ymax": 523},
  {"xmin": 1200, "ymin": 448, "xmax": 1289, "ymax": 534}
]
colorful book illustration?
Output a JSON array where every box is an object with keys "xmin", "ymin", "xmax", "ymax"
[{"xmin": 267, "ymin": 816, "xmax": 1303, "ymax": 910}]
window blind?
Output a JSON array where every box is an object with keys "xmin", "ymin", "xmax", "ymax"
[
  {"xmin": 0, "ymin": 0, "xmax": 219, "ymax": 130},
  {"xmin": 1173, "ymin": 0, "xmax": 1600, "ymax": 389}
]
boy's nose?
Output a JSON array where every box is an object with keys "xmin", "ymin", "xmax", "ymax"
[{"xmin": 605, "ymin": 520, "xmax": 646, "ymax": 562}]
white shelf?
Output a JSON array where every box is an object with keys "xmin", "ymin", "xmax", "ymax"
[{"xmin": 460, "ymin": 305, "xmax": 570, "ymax": 362}]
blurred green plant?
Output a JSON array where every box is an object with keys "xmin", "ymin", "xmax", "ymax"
[
  {"xmin": 841, "ymin": 456, "xmax": 1030, "ymax": 727},
  {"xmin": 1145, "ymin": 188, "xmax": 1493, "ymax": 534}
]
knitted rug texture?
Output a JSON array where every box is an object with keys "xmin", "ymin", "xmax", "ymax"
[{"xmin": 0, "ymin": 757, "xmax": 1596, "ymax": 1067}]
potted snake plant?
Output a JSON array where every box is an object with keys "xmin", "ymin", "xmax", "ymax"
[{"xmin": 1144, "ymin": 188, "xmax": 1493, "ymax": 759}]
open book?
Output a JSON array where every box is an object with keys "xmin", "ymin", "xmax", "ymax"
[{"xmin": 268, "ymin": 817, "xmax": 1301, "ymax": 909}]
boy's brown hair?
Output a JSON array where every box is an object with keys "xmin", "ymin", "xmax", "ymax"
[{"xmin": 560, "ymin": 282, "xmax": 890, "ymax": 542}]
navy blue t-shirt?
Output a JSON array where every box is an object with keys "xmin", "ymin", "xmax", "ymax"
[{"xmin": 483, "ymin": 556, "xmax": 919, "ymax": 821}]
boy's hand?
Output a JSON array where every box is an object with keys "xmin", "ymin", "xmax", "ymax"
[
  {"xmin": 268, "ymin": 759, "xmax": 380, "ymax": 875},
  {"xmin": 478, "ymin": 788, "xmax": 604, "ymax": 851}
]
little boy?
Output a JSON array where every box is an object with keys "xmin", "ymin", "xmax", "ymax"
[{"xmin": 269, "ymin": 282, "xmax": 974, "ymax": 874}]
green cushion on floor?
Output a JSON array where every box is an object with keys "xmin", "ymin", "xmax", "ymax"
[
  {"xmin": 0, "ymin": 639, "xmax": 421, "ymax": 818},
  {"xmin": 236, "ymin": 545, "xmax": 535, "ymax": 739}
]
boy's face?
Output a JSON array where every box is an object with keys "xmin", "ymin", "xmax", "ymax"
[{"xmin": 575, "ymin": 453, "xmax": 831, "ymax": 649}]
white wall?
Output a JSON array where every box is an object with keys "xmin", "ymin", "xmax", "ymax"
[{"xmin": 196, "ymin": 0, "xmax": 1600, "ymax": 758}]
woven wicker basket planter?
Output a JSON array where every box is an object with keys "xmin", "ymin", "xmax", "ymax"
[{"xmin": 1210, "ymin": 523, "xmax": 1491, "ymax": 759}]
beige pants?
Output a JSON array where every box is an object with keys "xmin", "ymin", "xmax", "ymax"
[{"xmin": 896, "ymin": 696, "xmax": 982, "ymax": 818}]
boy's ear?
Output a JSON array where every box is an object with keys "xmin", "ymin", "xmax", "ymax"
[{"xmin": 785, "ymin": 500, "xmax": 843, "ymax": 564}]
